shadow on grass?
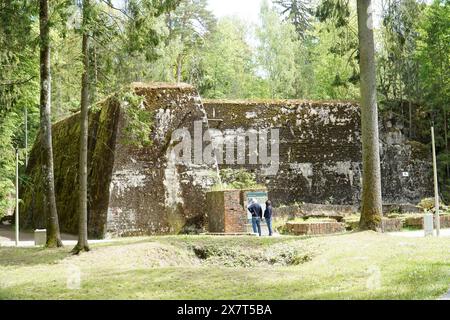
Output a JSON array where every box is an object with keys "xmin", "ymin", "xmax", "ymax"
[
  {"xmin": 1, "ymin": 255, "xmax": 448, "ymax": 299},
  {"xmin": 1, "ymin": 267, "xmax": 276, "ymax": 300},
  {"xmin": 0, "ymin": 247, "xmax": 70, "ymax": 267},
  {"xmin": 90, "ymin": 235, "xmax": 304, "ymax": 252}
]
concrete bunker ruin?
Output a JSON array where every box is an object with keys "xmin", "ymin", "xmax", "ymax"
[{"xmin": 20, "ymin": 83, "xmax": 432, "ymax": 238}]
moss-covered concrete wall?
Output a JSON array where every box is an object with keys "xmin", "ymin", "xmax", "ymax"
[
  {"xmin": 203, "ymin": 99, "xmax": 432, "ymax": 206},
  {"xmin": 20, "ymin": 97, "xmax": 120, "ymax": 237},
  {"xmin": 106, "ymin": 83, "xmax": 218, "ymax": 237},
  {"xmin": 21, "ymin": 83, "xmax": 219, "ymax": 238},
  {"xmin": 21, "ymin": 88, "xmax": 432, "ymax": 239}
]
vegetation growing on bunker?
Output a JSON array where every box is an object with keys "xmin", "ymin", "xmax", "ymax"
[
  {"xmin": 119, "ymin": 89, "xmax": 154, "ymax": 149},
  {"xmin": 211, "ymin": 169, "xmax": 264, "ymax": 191}
]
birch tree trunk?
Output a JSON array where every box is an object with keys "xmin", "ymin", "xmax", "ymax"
[
  {"xmin": 39, "ymin": 0, "xmax": 63, "ymax": 248},
  {"xmin": 72, "ymin": 0, "xmax": 90, "ymax": 254},
  {"xmin": 357, "ymin": 0, "xmax": 383, "ymax": 231},
  {"xmin": 176, "ymin": 54, "xmax": 183, "ymax": 83}
]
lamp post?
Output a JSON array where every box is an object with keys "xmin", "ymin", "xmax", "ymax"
[
  {"xmin": 431, "ymin": 126, "xmax": 440, "ymax": 237},
  {"xmin": 15, "ymin": 148, "xmax": 19, "ymax": 246},
  {"xmin": 24, "ymin": 107, "xmax": 28, "ymax": 167}
]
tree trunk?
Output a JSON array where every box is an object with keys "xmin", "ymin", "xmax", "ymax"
[
  {"xmin": 72, "ymin": 0, "xmax": 90, "ymax": 254},
  {"xmin": 92, "ymin": 41, "xmax": 98, "ymax": 103},
  {"xmin": 176, "ymin": 54, "xmax": 182, "ymax": 83},
  {"xmin": 357, "ymin": 0, "xmax": 383, "ymax": 231},
  {"xmin": 39, "ymin": 0, "xmax": 63, "ymax": 248},
  {"xmin": 444, "ymin": 110, "xmax": 449, "ymax": 179},
  {"xmin": 409, "ymin": 100, "xmax": 413, "ymax": 139}
]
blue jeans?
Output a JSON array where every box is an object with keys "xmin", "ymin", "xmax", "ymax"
[
  {"xmin": 252, "ymin": 217, "xmax": 261, "ymax": 236},
  {"xmin": 266, "ymin": 217, "xmax": 273, "ymax": 236}
]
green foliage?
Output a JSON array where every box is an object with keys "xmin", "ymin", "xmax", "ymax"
[
  {"xmin": 0, "ymin": 114, "xmax": 17, "ymax": 218},
  {"xmin": 122, "ymin": 0, "xmax": 216, "ymax": 84},
  {"xmin": 48, "ymin": 0, "xmax": 184, "ymax": 117},
  {"xmin": 0, "ymin": 0, "xmax": 39, "ymax": 217},
  {"xmin": 119, "ymin": 90, "xmax": 153, "ymax": 148},
  {"xmin": 306, "ymin": 19, "xmax": 360, "ymax": 100},
  {"xmin": 122, "ymin": 0, "xmax": 173, "ymax": 61},
  {"xmin": 377, "ymin": 0, "xmax": 450, "ymax": 201},
  {"xmin": 316, "ymin": 0, "xmax": 351, "ymax": 28},
  {"xmin": 212, "ymin": 169, "xmax": 262, "ymax": 190},
  {"xmin": 274, "ymin": 0, "xmax": 313, "ymax": 39},
  {"xmin": 418, "ymin": 197, "xmax": 435, "ymax": 212},
  {"xmin": 416, "ymin": 0, "xmax": 450, "ymax": 200},
  {"xmin": 194, "ymin": 17, "xmax": 263, "ymax": 99},
  {"xmin": 377, "ymin": 0, "xmax": 423, "ymax": 102},
  {"xmin": 417, "ymin": 197, "xmax": 447, "ymax": 212},
  {"xmin": 166, "ymin": 0, "xmax": 216, "ymax": 79},
  {"xmin": 257, "ymin": 0, "xmax": 301, "ymax": 98},
  {"xmin": 146, "ymin": 0, "xmax": 361, "ymax": 100},
  {"xmin": 311, "ymin": 0, "xmax": 360, "ymax": 97}
]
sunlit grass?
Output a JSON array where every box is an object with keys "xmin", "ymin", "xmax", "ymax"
[{"xmin": 0, "ymin": 232, "xmax": 449, "ymax": 300}]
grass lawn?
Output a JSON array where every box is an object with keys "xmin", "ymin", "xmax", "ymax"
[{"xmin": 0, "ymin": 231, "xmax": 449, "ymax": 300}]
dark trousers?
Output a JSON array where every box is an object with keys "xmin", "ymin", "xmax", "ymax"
[
  {"xmin": 252, "ymin": 217, "xmax": 261, "ymax": 236},
  {"xmin": 266, "ymin": 217, "xmax": 273, "ymax": 236}
]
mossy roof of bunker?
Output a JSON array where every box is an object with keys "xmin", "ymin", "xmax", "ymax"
[
  {"xmin": 207, "ymin": 187, "xmax": 268, "ymax": 193},
  {"xmin": 130, "ymin": 82, "xmax": 194, "ymax": 90},
  {"xmin": 52, "ymin": 82, "xmax": 195, "ymax": 127},
  {"xmin": 203, "ymin": 98, "xmax": 360, "ymax": 108},
  {"xmin": 53, "ymin": 83, "xmax": 359, "ymax": 127}
]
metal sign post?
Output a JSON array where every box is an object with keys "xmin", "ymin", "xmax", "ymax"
[
  {"xmin": 24, "ymin": 107, "xmax": 28, "ymax": 167},
  {"xmin": 431, "ymin": 127, "xmax": 440, "ymax": 237},
  {"xmin": 15, "ymin": 148, "xmax": 19, "ymax": 246}
]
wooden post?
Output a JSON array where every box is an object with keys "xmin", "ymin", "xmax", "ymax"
[
  {"xmin": 431, "ymin": 127, "xmax": 440, "ymax": 236},
  {"xmin": 15, "ymin": 148, "xmax": 19, "ymax": 246}
]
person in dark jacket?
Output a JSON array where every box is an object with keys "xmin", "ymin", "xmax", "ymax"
[
  {"xmin": 264, "ymin": 200, "xmax": 273, "ymax": 236},
  {"xmin": 247, "ymin": 198, "xmax": 262, "ymax": 236}
]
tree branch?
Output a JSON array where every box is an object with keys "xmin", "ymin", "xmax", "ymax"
[
  {"xmin": 99, "ymin": 0, "xmax": 133, "ymax": 20},
  {"xmin": 0, "ymin": 76, "xmax": 36, "ymax": 86}
]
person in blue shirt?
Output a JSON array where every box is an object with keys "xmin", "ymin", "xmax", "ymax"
[
  {"xmin": 247, "ymin": 198, "xmax": 262, "ymax": 236},
  {"xmin": 264, "ymin": 200, "xmax": 273, "ymax": 236}
]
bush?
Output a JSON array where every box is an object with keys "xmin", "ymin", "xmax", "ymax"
[
  {"xmin": 417, "ymin": 197, "xmax": 447, "ymax": 213},
  {"xmin": 120, "ymin": 90, "xmax": 153, "ymax": 148},
  {"xmin": 190, "ymin": 242, "xmax": 312, "ymax": 267},
  {"xmin": 418, "ymin": 198, "xmax": 434, "ymax": 212},
  {"xmin": 211, "ymin": 169, "xmax": 265, "ymax": 190}
]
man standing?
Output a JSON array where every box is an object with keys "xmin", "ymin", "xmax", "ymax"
[
  {"xmin": 264, "ymin": 200, "xmax": 273, "ymax": 236},
  {"xmin": 248, "ymin": 198, "xmax": 262, "ymax": 236}
]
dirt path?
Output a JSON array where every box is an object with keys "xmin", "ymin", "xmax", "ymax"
[
  {"xmin": 0, "ymin": 224, "xmax": 77, "ymax": 242},
  {"xmin": 388, "ymin": 228, "xmax": 450, "ymax": 238},
  {"xmin": 441, "ymin": 290, "xmax": 450, "ymax": 300}
]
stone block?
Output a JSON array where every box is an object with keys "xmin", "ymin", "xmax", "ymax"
[
  {"xmin": 381, "ymin": 218, "xmax": 403, "ymax": 232},
  {"xmin": 285, "ymin": 221, "xmax": 346, "ymax": 236},
  {"xmin": 34, "ymin": 229, "xmax": 47, "ymax": 246}
]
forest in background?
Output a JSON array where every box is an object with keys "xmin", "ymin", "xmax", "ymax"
[{"xmin": 0, "ymin": 0, "xmax": 449, "ymax": 216}]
